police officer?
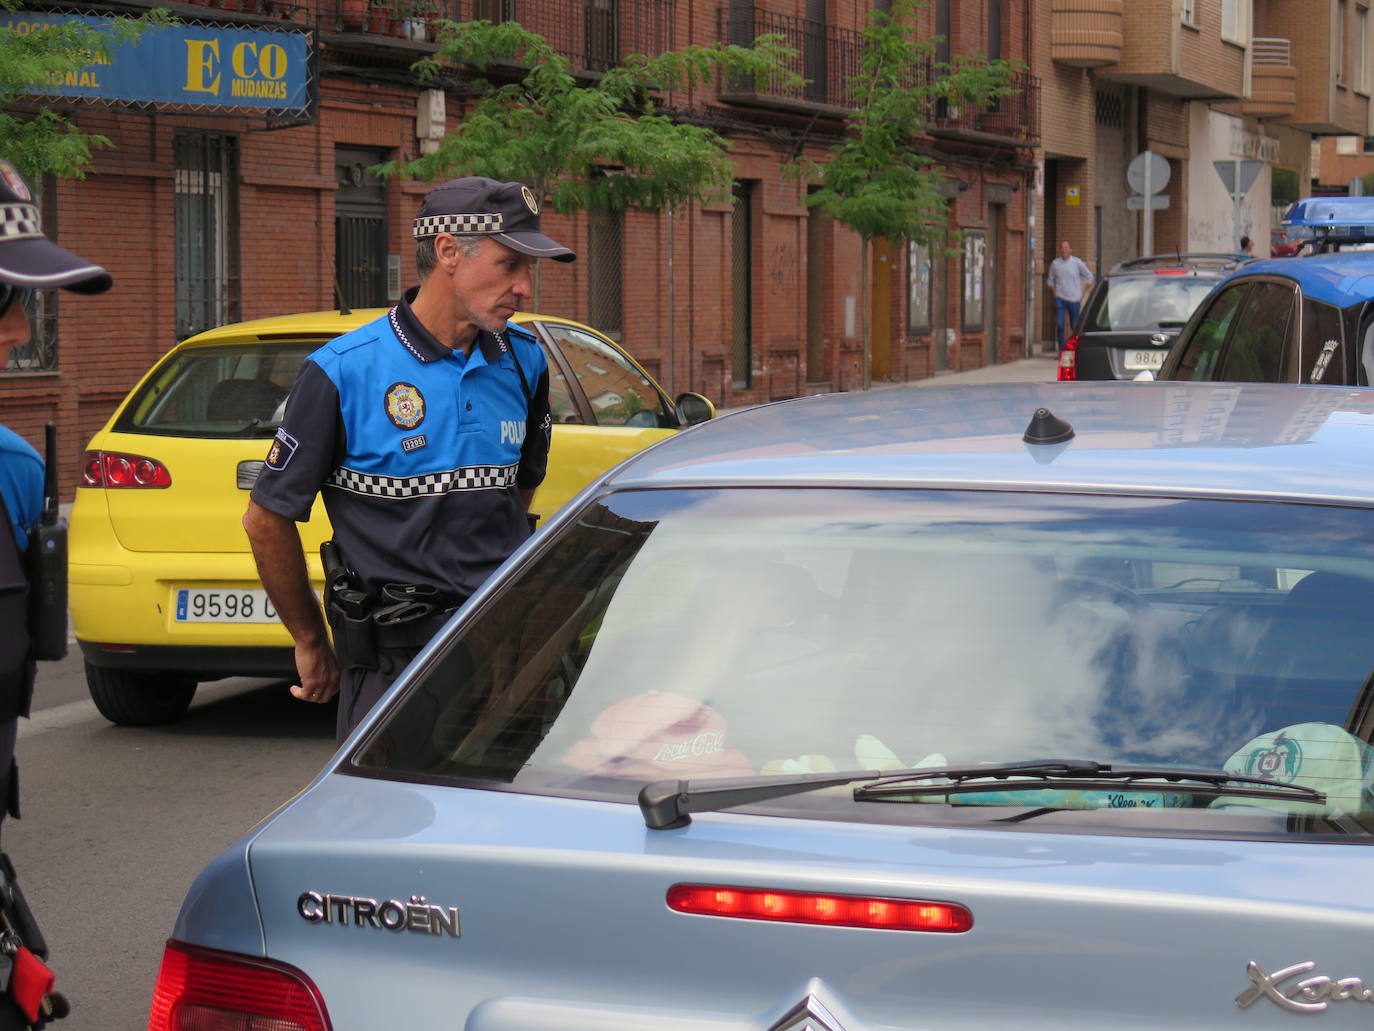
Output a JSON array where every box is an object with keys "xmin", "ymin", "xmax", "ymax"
[
  {"xmin": 245, "ymin": 176, "xmax": 572, "ymax": 741},
  {"xmin": 0, "ymin": 157, "xmax": 112, "ymax": 1028}
]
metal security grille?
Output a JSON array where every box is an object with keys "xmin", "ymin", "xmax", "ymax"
[
  {"xmin": 175, "ymin": 133, "xmax": 240, "ymax": 340},
  {"xmin": 586, "ymin": 206, "xmax": 623, "ymax": 340},
  {"xmin": 336, "ymin": 215, "xmax": 387, "ymax": 309},
  {"xmin": 731, "ymin": 181, "xmax": 753, "ymax": 389},
  {"xmin": 334, "ymin": 146, "xmax": 390, "ymax": 310},
  {"xmin": 1095, "ymin": 88, "xmax": 1125, "ymax": 129}
]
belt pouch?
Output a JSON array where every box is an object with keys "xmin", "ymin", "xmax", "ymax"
[{"xmin": 325, "ymin": 596, "xmax": 378, "ymax": 672}]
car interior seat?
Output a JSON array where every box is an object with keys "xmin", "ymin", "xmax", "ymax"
[
  {"xmin": 1228, "ymin": 572, "xmax": 1374, "ymax": 734},
  {"xmin": 206, "ymin": 378, "xmax": 287, "ymax": 423}
]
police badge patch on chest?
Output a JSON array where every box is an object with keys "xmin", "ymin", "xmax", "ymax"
[{"xmin": 385, "ymin": 382, "xmax": 426, "ymax": 429}]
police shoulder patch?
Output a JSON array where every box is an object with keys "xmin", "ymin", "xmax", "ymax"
[
  {"xmin": 265, "ymin": 428, "xmax": 299, "ymax": 471},
  {"xmin": 385, "ymin": 382, "xmax": 426, "ymax": 429}
]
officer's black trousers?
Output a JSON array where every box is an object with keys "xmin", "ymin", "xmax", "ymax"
[{"xmin": 336, "ymin": 647, "xmax": 419, "ymax": 743}]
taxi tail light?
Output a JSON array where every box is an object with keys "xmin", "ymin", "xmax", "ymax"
[
  {"xmin": 147, "ymin": 941, "xmax": 332, "ymax": 1031},
  {"xmin": 1057, "ymin": 334, "xmax": 1079, "ymax": 381},
  {"xmin": 82, "ymin": 450, "xmax": 172, "ymax": 488},
  {"xmin": 667, "ymin": 884, "xmax": 972, "ymax": 933}
]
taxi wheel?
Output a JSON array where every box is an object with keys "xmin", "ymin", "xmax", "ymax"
[{"xmin": 84, "ymin": 663, "xmax": 198, "ymax": 726}]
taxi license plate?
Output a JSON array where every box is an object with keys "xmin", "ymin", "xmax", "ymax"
[
  {"xmin": 1124, "ymin": 349, "xmax": 1166, "ymax": 371},
  {"xmin": 175, "ymin": 588, "xmax": 280, "ymax": 623}
]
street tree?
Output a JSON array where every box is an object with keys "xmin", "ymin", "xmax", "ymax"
[
  {"xmin": 0, "ymin": 3, "xmax": 165, "ymax": 183},
  {"xmin": 383, "ymin": 18, "xmax": 801, "ymax": 306},
  {"xmin": 797, "ymin": 0, "xmax": 1019, "ymax": 386}
]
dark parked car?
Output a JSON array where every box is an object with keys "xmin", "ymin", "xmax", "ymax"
[
  {"xmin": 1158, "ymin": 251, "xmax": 1374, "ymax": 385},
  {"xmin": 1057, "ymin": 254, "xmax": 1247, "ymax": 381}
]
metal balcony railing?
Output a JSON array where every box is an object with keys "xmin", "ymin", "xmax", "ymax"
[
  {"xmin": 717, "ymin": 6, "xmax": 864, "ymax": 111},
  {"xmin": 1252, "ymin": 37, "xmax": 1292, "ymax": 65},
  {"xmin": 462, "ymin": 0, "xmax": 675, "ymax": 71},
  {"xmin": 175, "ymin": 0, "xmax": 673, "ymax": 67},
  {"xmin": 926, "ymin": 65, "xmax": 1040, "ymax": 145}
]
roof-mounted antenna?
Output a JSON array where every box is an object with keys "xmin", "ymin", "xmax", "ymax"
[{"xmin": 1023, "ymin": 407, "xmax": 1075, "ymax": 446}]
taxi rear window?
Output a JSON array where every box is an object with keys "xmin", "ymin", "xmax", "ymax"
[{"xmin": 113, "ymin": 343, "xmax": 313, "ymax": 438}]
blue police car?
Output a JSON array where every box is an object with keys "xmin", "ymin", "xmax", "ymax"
[
  {"xmin": 1159, "ymin": 197, "xmax": 1374, "ymax": 384},
  {"xmin": 150, "ymin": 381, "xmax": 1374, "ymax": 1030}
]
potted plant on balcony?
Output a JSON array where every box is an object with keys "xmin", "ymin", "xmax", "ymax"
[
  {"xmin": 340, "ymin": 0, "xmax": 367, "ymax": 30},
  {"xmin": 398, "ymin": 0, "xmax": 438, "ymax": 40}
]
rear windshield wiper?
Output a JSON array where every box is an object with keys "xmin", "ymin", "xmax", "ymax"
[{"xmin": 637, "ymin": 759, "xmax": 1325, "ymax": 830}]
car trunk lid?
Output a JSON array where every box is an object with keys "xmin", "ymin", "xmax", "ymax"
[
  {"xmin": 93, "ymin": 431, "xmax": 328, "ymax": 553},
  {"xmin": 242, "ymin": 775, "xmax": 1374, "ymax": 1030}
]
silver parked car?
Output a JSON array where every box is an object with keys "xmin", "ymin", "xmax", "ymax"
[{"xmin": 151, "ymin": 381, "xmax": 1374, "ymax": 1030}]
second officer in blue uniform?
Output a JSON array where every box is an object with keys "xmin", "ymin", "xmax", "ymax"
[{"xmin": 244, "ymin": 176, "xmax": 573, "ymax": 739}]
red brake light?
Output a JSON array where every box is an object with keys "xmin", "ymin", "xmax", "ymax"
[
  {"xmin": 1152, "ymin": 269, "xmax": 1188, "ymax": 274},
  {"xmin": 147, "ymin": 941, "xmax": 332, "ymax": 1031},
  {"xmin": 667, "ymin": 884, "xmax": 972, "ymax": 933},
  {"xmin": 1057, "ymin": 333, "xmax": 1079, "ymax": 381},
  {"xmin": 81, "ymin": 450, "xmax": 172, "ymax": 488}
]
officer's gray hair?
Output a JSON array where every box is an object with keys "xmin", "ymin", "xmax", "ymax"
[{"xmin": 416, "ymin": 234, "xmax": 485, "ymax": 278}]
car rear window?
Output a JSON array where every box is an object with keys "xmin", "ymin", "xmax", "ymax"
[
  {"xmin": 1082, "ymin": 276, "xmax": 1219, "ymax": 332},
  {"xmin": 354, "ymin": 487, "xmax": 1374, "ymax": 839},
  {"xmin": 113, "ymin": 343, "xmax": 314, "ymax": 438}
]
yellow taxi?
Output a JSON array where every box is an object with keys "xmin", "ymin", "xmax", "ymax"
[{"xmin": 70, "ymin": 309, "xmax": 714, "ymax": 725}]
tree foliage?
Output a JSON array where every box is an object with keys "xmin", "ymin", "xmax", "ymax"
[
  {"xmin": 799, "ymin": 0, "xmax": 1019, "ymax": 246},
  {"xmin": 386, "ymin": 19, "xmax": 802, "ymax": 213},
  {"xmin": 0, "ymin": 3, "xmax": 165, "ymax": 183}
]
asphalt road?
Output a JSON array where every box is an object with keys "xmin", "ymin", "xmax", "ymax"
[{"xmin": 13, "ymin": 653, "xmax": 339, "ymax": 1030}]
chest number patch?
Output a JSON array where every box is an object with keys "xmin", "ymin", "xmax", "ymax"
[
  {"xmin": 385, "ymin": 382, "xmax": 426, "ymax": 430},
  {"xmin": 402, "ymin": 434, "xmax": 427, "ymax": 453}
]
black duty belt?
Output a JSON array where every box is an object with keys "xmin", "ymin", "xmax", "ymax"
[{"xmin": 325, "ymin": 581, "xmax": 464, "ymax": 669}]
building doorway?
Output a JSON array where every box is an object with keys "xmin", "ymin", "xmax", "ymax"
[{"xmin": 334, "ymin": 146, "xmax": 389, "ymax": 311}]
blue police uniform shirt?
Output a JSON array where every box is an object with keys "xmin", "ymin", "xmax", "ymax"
[
  {"xmin": 0, "ymin": 425, "xmax": 42, "ymax": 554},
  {"xmin": 250, "ymin": 288, "xmax": 552, "ymax": 600}
]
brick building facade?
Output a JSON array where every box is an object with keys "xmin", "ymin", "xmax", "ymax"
[
  {"xmin": 2, "ymin": 0, "xmax": 1039, "ymax": 497},
  {"xmin": 1038, "ymin": 0, "xmax": 1354, "ymax": 312}
]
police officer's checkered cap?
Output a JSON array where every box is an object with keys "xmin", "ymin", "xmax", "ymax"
[
  {"xmin": 412, "ymin": 176, "xmax": 574, "ymax": 262},
  {"xmin": 0, "ymin": 158, "xmax": 112, "ymax": 293}
]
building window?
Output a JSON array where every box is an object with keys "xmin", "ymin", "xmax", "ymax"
[
  {"xmin": 1337, "ymin": 135, "xmax": 1360, "ymax": 155},
  {"xmin": 473, "ymin": 0, "xmax": 514, "ymax": 20},
  {"xmin": 907, "ymin": 241, "xmax": 931, "ymax": 334},
  {"xmin": 1221, "ymin": 0, "xmax": 1248, "ymax": 43},
  {"xmin": 4, "ymin": 176, "xmax": 58, "ymax": 372},
  {"xmin": 961, "ymin": 231, "xmax": 985, "ymax": 332},
  {"xmin": 586, "ymin": 205, "xmax": 624, "ymax": 341},
  {"xmin": 1338, "ymin": 0, "xmax": 1349, "ymax": 84},
  {"xmin": 730, "ymin": 180, "xmax": 754, "ymax": 390},
  {"xmin": 175, "ymin": 132, "xmax": 240, "ymax": 340},
  {"xmin": 1180, "ymin": 0, "xmax": 1195, "ymax": 26},
  {"xmin": 1358, "ymin": 3, "xmax": 1370, "ymax": 92}
]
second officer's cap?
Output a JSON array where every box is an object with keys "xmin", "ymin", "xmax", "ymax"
[{"xmin": 413, "ymin": 176, "xmax": 575, "ymax": 263}]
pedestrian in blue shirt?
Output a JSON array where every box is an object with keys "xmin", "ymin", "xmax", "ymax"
[
  {"xmin": 245, "ymin": 177, "xmax": 574, "ymax": 740},
  {"xmin": 1046, "ymin": 240, "xmax": 1094, "ymax": 351}
]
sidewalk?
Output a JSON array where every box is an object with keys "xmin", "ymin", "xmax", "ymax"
[{"xmin": 718, "ymin": 353, "xmax": 1058, "ymax": 416}]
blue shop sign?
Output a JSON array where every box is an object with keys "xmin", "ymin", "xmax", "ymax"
[{"xmin": 0, "ymin": 13, "xmax": 312, "ymax": 113}]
